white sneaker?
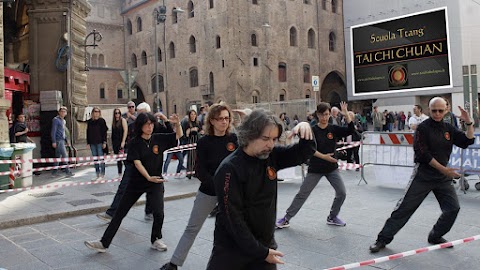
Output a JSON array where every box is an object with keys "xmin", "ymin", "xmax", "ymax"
[
  {"xmin": 97, "ymin": 175, "xmax": 105, "ymax": 181},
  {"xmin": 84, "ymin": 240, "xmax": 107, "ymax": 253},
  {"xmin": 174, "ymin": 174, "xmax": 184, "ymax": 179},
  {"xmin": 151, "ymin": 239, "xmax": 167, "ymax": 251}
]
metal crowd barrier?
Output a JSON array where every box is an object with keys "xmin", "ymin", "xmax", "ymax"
[
  {"xmin": 448, "ymin": 133, "xmax": 480, "ymax": 192},
  {"xmin": 360, "ymin": 131, "xmax": 415, "ymax": 185}
]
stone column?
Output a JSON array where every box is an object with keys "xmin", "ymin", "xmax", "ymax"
[
  {"xmin": 0, "ymin": 3, "xmax": 12, "ymax": 147},
  {"xmin": 25, "ymin": 0, "xmax": 91, "ymax": 149}
]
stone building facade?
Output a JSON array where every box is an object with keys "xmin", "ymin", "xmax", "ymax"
[
  {"xmin": 85, "ymin": 0, "xmax": 127, "ymax": 106},
  {"xmin": 121, "ymin": 0, "xmax": 346, "ymax": 115}
]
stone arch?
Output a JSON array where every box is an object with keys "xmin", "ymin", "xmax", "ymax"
[{"xmin": 320, "ymin": 71, "xmax": 346, "ymax": 108}]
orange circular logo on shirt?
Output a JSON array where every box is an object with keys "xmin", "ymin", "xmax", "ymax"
[
  {"xmin": 152, "ymin": 145, "xmax": 159, "ymax": 154},
  {"xmin": 444, "ymin": 132, "xmax": 450, "ymax": 141},
  {"xmin": 327, "ymin": 133, "xmax": 334, "ymax": 140},
  {"xmin": 226, "ymin": 142, "xmax": 236, "ymax": 152},
  {"xmin": 266, "ymin": 166, "xmax": 277, "ymax": 180}
]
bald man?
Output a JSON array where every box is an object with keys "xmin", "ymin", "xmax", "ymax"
[{"xmin": 369, "ymin": 97, "xmax": 474, "ymax": 253}]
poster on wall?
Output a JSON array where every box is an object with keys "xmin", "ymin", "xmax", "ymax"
[{"xmin": 350, "ymin": 7, "xmax": 452, "ymax": 96}]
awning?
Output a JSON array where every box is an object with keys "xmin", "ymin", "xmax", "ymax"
[{"xmin": 4, "ymin": 67, "xmax": 29, "ymax": 92}]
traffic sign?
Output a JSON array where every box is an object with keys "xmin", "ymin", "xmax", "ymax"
[
  {"xmin": 312, "ymin": 75, "xmax": 319, "ymax": 87},
  {"xmin": 313, "ymin": 86, "xmax": 320, "ymax": 92}
]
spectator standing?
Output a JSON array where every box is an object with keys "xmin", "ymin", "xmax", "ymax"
[
  {"xmin": 111, "ymin": 108, "xmax": 128, "ymax": 177},
  {"xmin": 408, "ymin": 104, "xmax": 429, "ymax": 131},
  {"xmin": 329, "ymin": 106, "xmax": 343, "ymax": 126},
  {"xmin": 123, "ymin": 101, "xmax": 137, "ymax": 125},
  {"xmin": 13, "ymin": 113, "xmax": 31, "ymax": 143},
  {"xmin": 442, "ymin": 100, "xmax": 458, "ymax": 128},
  {"xmin": 51, "ymin": 106, "xmax": 74, "ymax": 177},
  {"xmin": 372, "ymin": 106, "xmax": 384, "ymax": 131},
  {"xmin": 87, "ymin": 107, "xmax": 108, "ymax": 181},
  {"xmin": 182, "ymin": 110, "xmax": 202, "ymax": 179}
]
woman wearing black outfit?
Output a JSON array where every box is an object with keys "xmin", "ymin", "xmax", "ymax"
[
  {"xmin": 111, "ymin": 108, "xmax": 128, "ymax": 177},
  {"xmin": 87, "ymin": 107, "xmax": 108, "ymax": 180},
  {"xmin": 161, "ymin": 103, "xmax": 238, "ymax": 270},
  {"xmin": 182, "ymin": 110, "xmax": 202, "ymax": 179},
  {"xmin": 85, "ymin": 112, "xmax": 183, "ymax": 253}
]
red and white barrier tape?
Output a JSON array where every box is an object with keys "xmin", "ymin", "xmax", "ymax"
[
  {"xmin": 162, "ymin": 170, "xmax": 195, "ymax": 177},
  {"xmin": 28, "ymin": 159, "xmax": 123, "ymax": 172},
  {"xmin": 337, "ymin": 162, "xmax": 362, "ymax": 171},
  {"xmin": 0, "ymin": 153, "xmax": 127, "ymax": 164},
  {"xmin": 325, "ymin": 234, "xmax": 480, "ymax": 270},
  {"xmin": 164, "ymin": 143, "xmax": 197, "ymax": 154},
  {"xmin": 336, "ymin": 142, "xmax": 362, "ymax": 151},
  {"xmin": 0, "ymin": 177, "xmax": 122, "ymax": 194}
]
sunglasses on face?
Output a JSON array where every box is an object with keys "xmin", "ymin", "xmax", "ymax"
[
  {"xmin": 215, "ymin": 117, "xmax": 230, "ymax": 122},
  {"xmin": 431, "ymin": 109, "xmax": 445, "ymax": 114},
  {"xmin": 128, "ymin": 106, "xmax": 135, "ymax": 108},
  {"xmin": 115, "ymin": 112, "xmax": 121, "ymax": 115},
  {"xmin": 93, "ymin": 110, "xmax": 100, "ymax": 113}
]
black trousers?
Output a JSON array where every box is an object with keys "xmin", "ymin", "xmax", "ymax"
[
  {"xmin": 206, "ymin": 246, "xmax": 276, "ymax": 270},
  {"xmin": 346, "ymin": 146, "xmax": 360, "ymax": 164},
  {"xmin": 101, "ymin": 182, "xmax": 165, "ymax": 248},
  {"xmin": 106, "ymin": 164, "xmax": 153, "ymax": 216},
  {"xmin": 377, "ymin": 173, "xmax": 460, "ymax": 244},
  {"xmin": 112, "ymin": 141, "xmax": 123, "ymax": 174}
]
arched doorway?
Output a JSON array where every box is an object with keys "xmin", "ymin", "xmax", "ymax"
[
  {"xmin": 131, "ymin": 83, "xmax": 145, "ymax": 105},
  {"xmin": 320, "ymin": 71, "xmax": 346, "ymax": 108}
]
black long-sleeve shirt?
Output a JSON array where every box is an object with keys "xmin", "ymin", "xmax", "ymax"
[
  {"xmin": 308, "ymin": 122, "xmax": 355, "ymax": 173},
  {"xmin": 195, "ymin": 133, "xmax": 238, "ymax": 196},
  {"xmin": 213, "ymin": 138, "xmax": 316, "ymax": 261},
  {"xmin": 87, "ymin": 118, "xmax": 108, "ymax": 144},
  {"xmin": 414, "ymin": 118, "xmax": 474, "ymax": 181}
]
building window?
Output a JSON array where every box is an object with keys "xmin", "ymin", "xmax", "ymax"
[
  {"xmin": 303, "ymin": 0, "xmax": 310, "ymax": 4},
  {"xmin": 307, "ymin": 29, "xmax": 315, "ymax": 48},
  {"xmin": 278, "ymin": 62, "xmax": 287, "ymax": 82},
  {"xmin": 329, "ymin": 32, "xmax": 336, "ymax": 52},
  {"xmin": 174, "ymin": 104, "xmax": 177, "ymax": 113},
  {"xmin": 279, "ymin": 90, "xmax": 286, "ymax": 101},
  {"xmin": 253, "ymin": 58, "xmax": 258, "ymax": 66},
  {"xmin": 141, "ymin": 51, "xmax": 147, "ymax": 65},
  {"xmin": 209, "ymin": 72, "xmax": 214, "ymax": 93},
  {"xmin": 136, "ymin": 17, "xmax": 142, "ymax": 32},
  {"xmin": 252, "ymin": 91, "xmax": 259, "ymax": 103},
  {"xmin": 131, "ymin": 53, "xmax": 137, "ymax": 68},
  {"xmin": 189, "ymin": 36, "xmax": 196, "ymax": 53},
  {"xmin": 86, "ymin": 52, "xmax": 91, "ymax": 67},
  {"xmin": 305, "ymin": 89, "xmax": 311, "ymax": 98},
  {"xmin": 322, "ymin": 0, "xmax": 327, "ymax": 10},
  {"xmin": 251, "ymin": 34, "xmax": 257, "ymax": 46},
  {"xmin": 151, "ymin": 74, "xmax": 164, "ymax": 93},
  {"xmin": 117, "ymin": 89, "xmax": 123, "ymax": 99},
  {"xmin": 209, "ymin": 0, "xmax": 214, "ymax": 9},
  {"xmin": 172, "ymin": 8, "xmax": 178, "ymax": 24},
  {"xmin": 290, "ymin": 27, "xmax": 297, "ymax": 47},
  {"xmin": 126, "ymin": 19, "xmax": 132, "ymax": 35},
  {"xmin": 303, "ymin": 64, "xmax": 311, "ymax": 83},
  {"xmin": 222, "ymin": 60, "xmax": 225, "ymax": 68},
  {"xmin": 332, "ymin": 0, "xmax": 337, "ymax": 13},
  {"xmin": 216, "ymin": 35, "xmax": 221, "ymax": 49},
  {"xmin": 157, "ymin": 47, "xmax": 162, "ymax": 62},
  {"xmin": 98, "ymin": 54, "xmax": 105, "ymax": 67},
  {"xmin": 189, "ymin": 68, "xmax": 199, "ymax": 87},
  {"xmin": 100, "ymin": 83, "xmax": 105, "ymax": 99},
  {"xmin": 188, "ymin": 1, "xmax": 194, "ymax": 18},
  {"xmin": 91, "ymin": 54, "xmax": 98, "ymax": 67},
  {"xmin": 169, "ymin": 42, "xmax": 175, "ymax": 58},
  {"xmin": 252, "ymin": 0, "xmax": 258, "ymax": 5}
]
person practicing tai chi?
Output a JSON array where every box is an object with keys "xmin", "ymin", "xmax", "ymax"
[
  {"xmin": 276, "ymin": 101, "xmax": 355, "ymax": 228},
  {"xmin": 206, "ymin": 109, "xmax": 316, "ymax": 270},
  {"xmin": 369, "ymin": 97, "xmax": 474, "ymax": 253},
  {"xmin": 160, "ymin": 103, "xmax": 238, "ymax": 270},
  {"xmin": 84, "ymin": 112, "xmax": 182, "ymax": 253}
]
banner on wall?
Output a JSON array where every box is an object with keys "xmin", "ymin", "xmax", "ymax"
[{"xmin": 448, "ymin": 134, "xmax": 480, "ymax": 174}]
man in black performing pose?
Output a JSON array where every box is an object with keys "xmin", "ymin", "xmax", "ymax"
[
  {"xmin": 206, "ymin": 109, "xmax": 316, "ymax": 270},
  {"xmin": 369, "ymin": 97, "xmax": 475, "ymax": 253}
]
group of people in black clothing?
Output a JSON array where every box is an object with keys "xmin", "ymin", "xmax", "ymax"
[{"xmin": 84, "ymin": 96, "xmax": 474, "ymax": 270}]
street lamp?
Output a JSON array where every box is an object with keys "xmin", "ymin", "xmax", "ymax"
[
  {"xmin": 153, "ymin": 4, "xmax": 183, "ymax": 113},
  {"xmin": 83, "ymin": 29, "xmax": 103, "ymax": 71}
]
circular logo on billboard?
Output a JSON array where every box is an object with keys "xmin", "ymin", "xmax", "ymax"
[{"xmin": 389, "ymin": 65, "xmax": 408, "ymax": 87}]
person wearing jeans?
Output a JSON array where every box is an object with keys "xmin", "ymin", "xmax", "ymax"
[
  {"xmin": 51, "ymin": 106, "xmax": 74, "ymax": 177},
  {"xmin": 87, "ymin": 107, "xmax": 108, "ymax": 181},
  {"xmin": 163, "ymin": 151, "xmax": 185, "ymax": 179}
]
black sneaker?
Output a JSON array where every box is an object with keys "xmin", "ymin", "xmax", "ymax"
[
  {"xmin": 369, "ymin": 240, "xmax": 386, "ymax": 253},
  {"xmin": 160, "ymin": 262, "xmax": 177, "ymax": 270},
  {"xmin": 209, "ymin": 206, "xmax": 219, "ymax": 217},
  {"xmin": 428, "ymin": 236, "xmax": 453, "ymax": 248}
]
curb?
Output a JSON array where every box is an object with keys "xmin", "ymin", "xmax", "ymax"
[{"xmin": 0, "ymin": 191, "xmax": 197, "ymax": 230}]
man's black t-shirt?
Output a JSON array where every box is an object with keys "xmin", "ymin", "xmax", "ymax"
[
  {"xmin": 14, "ymin": 122, "xmax": 28, "ymax": 143},
  {"xmin": 308, "ymin": 122, "xmax": 355, "ymax": 174},
  {"xmin": 127, "ymin": 133, "xmax": 176, "ymax": 189}
]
